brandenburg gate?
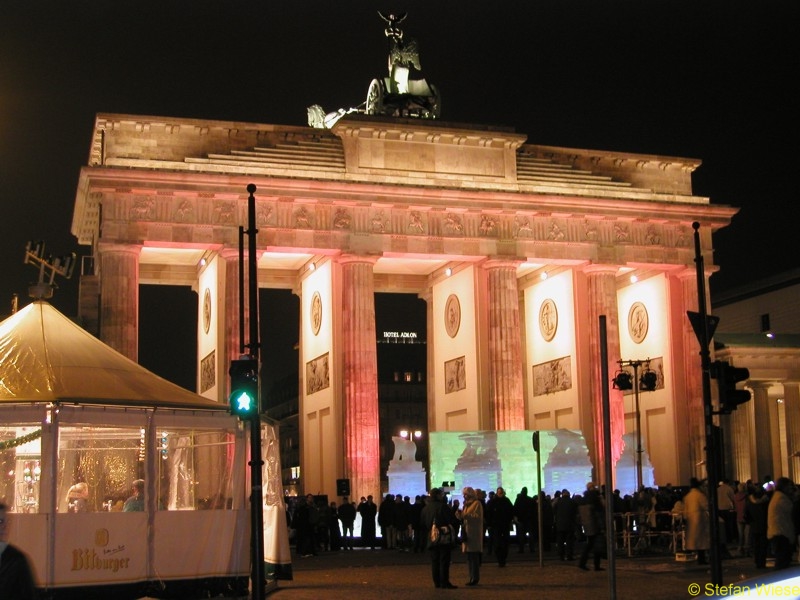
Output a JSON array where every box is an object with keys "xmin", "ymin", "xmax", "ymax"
[{"xmin": 71, "ymin": 111, "xmax": 737, "ymax": 502}]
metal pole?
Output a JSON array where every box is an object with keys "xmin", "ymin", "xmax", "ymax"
[
  {"xmin": 599, "ymin": 316, "xmax": 617, "ymax": 599},
  {"xmin": 536, "ymin": 437, "xmax": 543, "ymax": 568},
  {"xmin": 633, "ymin": 361, "xmax": 643, "ymax": 493},
  {"xmin": 693, "ymin": 221, "xmax": 722, "ymax": 585},
  {"xmin": 246, "ymin": 183, "xmax": 266, "ymax": 599}
]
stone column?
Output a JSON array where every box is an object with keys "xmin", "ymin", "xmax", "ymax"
[
  {"xmin": 729, "ymin": 400, "xmax": 754, "ymax": 483},
  {"xmin": 419, "ymin": 288, "xmax": 436, "ymax": 433},
  {"xmin": 483, "ymin": 260, "xmax": 526, "ymax": 430},
  {"xmin": 583, "ymin": 265, "xmax": 625, "ymax": 480},
  {"xmin": 99, "ymin": 244, "xmax": 140, "ymax": 361},
  {"xmin": 340, "ymin": 255, "xmax": 380, "ymax": 502},
  {"xmin": 677, "ymin": 269, "xmax": 706, "ymax": 478},
  {"xmin": 784, "ymin": 383, "xmax": 800, "ymax": 481},
  {"xmin": 220, "ymin": 248, "xmax": 249, "ymax": 368},
  {"xmin": 752, "ymin": 382, "xmax": 776, "ymax": 482}
]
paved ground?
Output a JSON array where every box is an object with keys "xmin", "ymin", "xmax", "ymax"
[{"xmin": 262, "ymin": 545, "xmax": 772, "ymax": 600}]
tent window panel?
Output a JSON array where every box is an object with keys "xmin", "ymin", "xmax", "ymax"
[
  {"xmin": 57, "ymin": 425, "xmax": 143, "ymax": 513},
  {"xmin": 157, "ymin": 428, "xmax": 235, "ymax": 511},
  {"xmin": 0, "ymin": 424, "xmax": 43, "ymax": 514}
]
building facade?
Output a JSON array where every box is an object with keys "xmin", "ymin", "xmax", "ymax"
[
  {"xmin": 713, "ymin": 269, "xmax": 800, "ymax": 484},
  {"xmin": 71, "ymin": 112, "xmax": 738, "ymax": 500}
]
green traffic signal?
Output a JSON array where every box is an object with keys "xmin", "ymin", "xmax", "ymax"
[{"xmin": 229, "ymin": 357, "xmax": 259, "ymax": 419}]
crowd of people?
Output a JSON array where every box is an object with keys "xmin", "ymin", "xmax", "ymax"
[{"xmin": 287, "ymin": 474, "xmax": 800, "ymax": 587}]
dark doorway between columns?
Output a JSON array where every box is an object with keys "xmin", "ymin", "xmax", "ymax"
[
  {"xmin": 138, "ymin": 286, "xmax": 429, "ymax": 496},
  {"xmin": 139, "ymin": 284, "xmax": 197, "ymax": 392},
  {"xmin": 375, "ymin": 292, "xmax": 427, "ymax": 495}
]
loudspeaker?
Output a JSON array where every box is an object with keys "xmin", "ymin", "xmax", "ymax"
[{"xmin": 336, "ymin": 478, "xmax": 350, "ymax": 497}]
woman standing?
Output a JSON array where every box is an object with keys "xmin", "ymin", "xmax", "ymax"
[
  {"xmin": 460, "ymin": 487, "xmax": 484, "ymax": 586},
  {"xmin": 684, "ymin": 477, "xmax": 711, "ymax": 565}
]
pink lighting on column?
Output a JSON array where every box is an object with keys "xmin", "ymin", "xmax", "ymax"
[{"xmin": 340, "ymin": 255, "xmax": 381, "ymax": 502}]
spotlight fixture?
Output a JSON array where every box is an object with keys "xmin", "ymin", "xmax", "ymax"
[
  {"xmin": 612, "ymin": 370, "xmax": 633, "ymax": 390},
  {"xmin": 445, "ymin": 267, "xmax": 452, "ymax": 277},
  {"xmin": 640, "ymin": 368, "xmax": 658, "ymax": 392}
]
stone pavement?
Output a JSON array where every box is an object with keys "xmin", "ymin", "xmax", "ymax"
[{"xmin": 262, "ymin": 546, "xmax": 767, "ymax": 600}]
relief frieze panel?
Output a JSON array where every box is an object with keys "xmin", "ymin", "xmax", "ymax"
[{"xmin": 212, "ymin": 201, "xmax": 236, "ymax": 225}]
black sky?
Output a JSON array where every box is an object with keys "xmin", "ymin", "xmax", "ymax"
[{"xmin": 2, "ymin": 2, "xmax": 798, "ymax": 384}]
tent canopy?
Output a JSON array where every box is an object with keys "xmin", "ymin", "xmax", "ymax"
[{"xmin": 0, "ymin": 301, "xmax": 224, "ymax": 410}]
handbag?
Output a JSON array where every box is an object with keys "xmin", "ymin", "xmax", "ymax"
[{"xmin": 430, "ymin": 519, "xmax": 455, "ymax": 545}]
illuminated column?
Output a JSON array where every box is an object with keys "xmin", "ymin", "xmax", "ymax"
[
  {"xmin": 752, "ymin": 383, "xmax": 776, "ymax": 481},
  {"xmin": 419, "ymin": 288, "xmax": 437, "ymax": 433},
  {"xmin": 99, "ymin": 244, "xmax": 140, "ymax": 361},
  {"xmin": 221, "ymin": 247, "xmax": 249, "ymax": 367},
  {"xmin": 583, "ymin": 265, "xmax": 625, "ymax": 478},
  {"xmin": 483, "ymin": 260, "xmax": 525, "ymax": 430},
  {"xmin": 729, "ymin": 400, "xmax": 755, "ymax": 483},
  {"xmin": 677, "ymin": 269, "xmax": 706, "ymax": 478},
  {"xmin": 340, "ymin": 255, "xmax": 380, "ymax": 502},
  {"xmin": 783, "ymin": 383, "xmax": 800, "ymax": 481}
]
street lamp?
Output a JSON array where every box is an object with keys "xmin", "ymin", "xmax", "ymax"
[
  {"xmin": 399, "ymin": 429, "xmax": 422, "ymax": 440},
  {"xmin": 613, "ymin": 359, "xmax": 658, "ymax": 492}
]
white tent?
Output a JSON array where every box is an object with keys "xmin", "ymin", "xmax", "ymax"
[
  {"xmin": 0, "ymin": 301, "xmax": 224, "ymax": 409},
  {"xmin": 0, "ymin": 301, "xmax": 290, "ymax": 598}
]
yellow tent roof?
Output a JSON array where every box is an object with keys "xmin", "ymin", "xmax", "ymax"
[{"xmin": 0, "ymin": 301, "xmax": 225, "ymax": 410}]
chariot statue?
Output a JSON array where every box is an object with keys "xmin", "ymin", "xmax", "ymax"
[{"xmin": 308, "ymin": 12, "xmax": 441, "ymax": 128}]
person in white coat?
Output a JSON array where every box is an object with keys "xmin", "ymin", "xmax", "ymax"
[
  {"xmin": 767, "ymin": 477, "xmax": 796, "ymax": 569},
  {"xmin": 684, "ymin": 478, "xmax": 710, "ymax": 565}
]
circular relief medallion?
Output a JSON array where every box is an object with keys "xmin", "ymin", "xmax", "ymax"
[
  {"xmin": 628, "ymin": 301, "xmax": 649, "ymax": 344},
  {"xmin": 538, "ymin": 298, "xmax": 558, "ymax": 342},
  {"xmin": 444, "ymin": 294, "xmax": 461, "ymax": 338},
  {"xmin": 310, "ymin": 291, "xmax": 322, "ymax": 336},
  {"xmin": 202, "ymin": 288, "xmax": 212, "ymax": 334}
]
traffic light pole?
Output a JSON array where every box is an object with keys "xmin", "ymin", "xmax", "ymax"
[
  {"xmin": 693, "ymin": 222, "xmax": 722, "ymax": 586},
  {"xmin": 245, "ymin": 183, "xmax": 266, "ymax": 599}
]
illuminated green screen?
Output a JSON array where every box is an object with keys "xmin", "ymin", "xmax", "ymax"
[{"xmin": 429, "ymin": 430, "xmax": 593, "ymax": 501}]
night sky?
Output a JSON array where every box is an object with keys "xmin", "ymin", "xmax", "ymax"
[{"xmin": 2, "ymin": 2, "xmax": 797, "ymax": 387}]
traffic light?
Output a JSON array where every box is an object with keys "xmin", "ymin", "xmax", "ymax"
[
  {"xmin": 229, "ymin": 357, "xmax": 259, "ymax": 419},
  {"xmin": 711, "ymin": 360, "xmax": 751, "ymax": 414}
]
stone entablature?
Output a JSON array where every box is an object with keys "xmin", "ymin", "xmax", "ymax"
[{"xmin": 73, "ymin": 113, "xmax": 736, "ymax": 276}]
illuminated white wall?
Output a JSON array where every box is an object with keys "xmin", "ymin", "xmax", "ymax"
[
  {"xmin": 432, "ymin": 266, "xmax": 481, "ymax": 432},
  {"xmin": 197, "ymin": 255, "xmax": 222, "ymax": 401},
  {"xmin": 300, "ymin": 260, "xmax": 337, "ymax": 497},
  {"xmin": 524, "ymin": 271, "xmax": 580, "ymax": 430},
  {"xmin": 617, "ymin": 273, "xmax": 678, "ymax": 486}
]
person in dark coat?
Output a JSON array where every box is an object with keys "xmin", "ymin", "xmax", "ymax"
[
  {"xmin": 0, "ymin": 502, "xmax": 38, "ymax": 600},
  {"xmin": 420, "ymin": 488, "xmax": 458, "ymax": 589},
  {"xmin": 554, "ymin": 489, "xmax": 578, "ymax": 560},
  {"xmin": 411, "ymin": 495, "xmax": 426, "ymax": 553},
  {"xmin": 487, "ymin": 486, "xmax": 514, "ymax": 567},
  {"xmin": 744, "ymin": 485, "xmax": 770, "ymax": 568},
  {"xmin": 358, "ymin": 495, "xmax": 378, "ymax": 549},
  {"xmin": 578, "ymin": 483, "xmax": 606, "ymax": 571},
  {"xmin": 338, "ymin": 498, "xmax": 357, "ymax": 550},
  {"xmin": 292, "ymin": 494, "xmax": 319, "ymax": 557},
  {"xmin": 514, "ymin": 487, "xmax": 536, "ymax": 553},
  {"xmin": 378, "ymin": 494, "xmax": 396, "ymax": 549}
]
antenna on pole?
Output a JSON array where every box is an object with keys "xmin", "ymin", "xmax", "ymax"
[{"xmin": 23, "ymin": 240, "xmax": 76, "ymax": 300}]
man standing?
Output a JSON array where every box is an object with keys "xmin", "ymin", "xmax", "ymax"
[
  {"xmin": 420, "ymin": 488, "xmax": 458, "ymax": 589},
  {"xmin": 514, "ymin": 487, "xmax": 536, "ymax": 553},
  {"xmin": 338, "ymin": 497, "xmax": 357, "ymax": 550},
  {"xmin": 577, "ymin": 482, "xmax": 606, "ymax": 572},
  {"xmin": 358, "ymin": 495, "xmax": 378, "ymax": 549},
  {"xmin": 487, "ymin": 486, "xmax": 514, "ymax": 567},
  {"xmin": 554, "ymin": 489, "xmax": 578, "ymax": 561}
]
